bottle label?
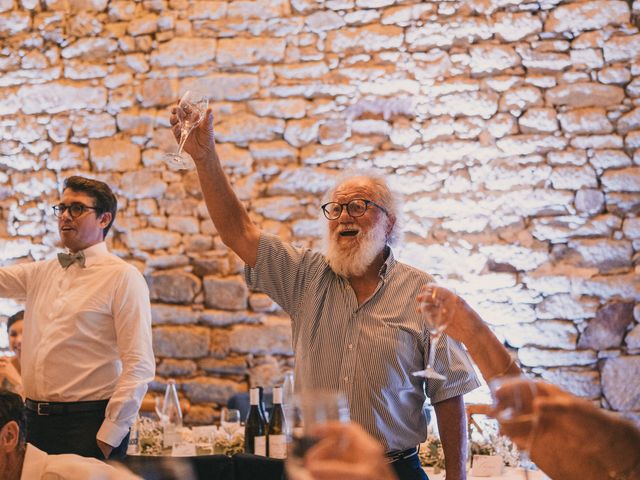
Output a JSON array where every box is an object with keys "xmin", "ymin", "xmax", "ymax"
[
  {"xmin": 255, "ymin": 435, "xmax": 266, "ymax": 456},
  {"xmin": 269, "ymin": 434, "xmax": 287, "ymax": 459}
]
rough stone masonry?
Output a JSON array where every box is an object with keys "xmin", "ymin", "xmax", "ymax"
[{"xmin": 0, "ymin": 0, "xmax": 638, "ymax": 425}]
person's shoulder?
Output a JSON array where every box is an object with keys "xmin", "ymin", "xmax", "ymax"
[{"xmin": 392, "ymin": 259, "xmax": 434, "ymax": 281}]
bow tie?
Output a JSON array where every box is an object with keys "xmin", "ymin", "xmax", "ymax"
[{"xmin": 57, "ymin": 251, "xmax": 86, "ymax": 269}]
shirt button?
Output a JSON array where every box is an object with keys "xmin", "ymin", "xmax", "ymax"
[
  {"xmin": 348, "ymin": 344, "xmax": 353, "ymax": 349},
  {"xmin": 343, "ymin": 376, "xmax": 348, "ymax": 382}
]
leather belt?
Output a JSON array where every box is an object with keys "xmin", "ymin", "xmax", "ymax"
[
  {"xmin": 25, "ymin": 398, "xmax": 109, "ymax": 416},
  {"xmin": 385, "ymin": 447, "xmax": 418, "ymax": 463}
]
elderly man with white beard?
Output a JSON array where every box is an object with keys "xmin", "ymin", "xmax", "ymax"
[{"xmin": 170, "ymin": 106, "xmax": 480, "ymax": 480}]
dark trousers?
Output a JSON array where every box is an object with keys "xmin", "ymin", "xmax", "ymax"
[
  {"xmin": 391, "ymin": 453, "xmax": 430, "ymax": 480},
  {"xmin": 26, "ymin": 401, "xmax": 129, "ymax": 460}
]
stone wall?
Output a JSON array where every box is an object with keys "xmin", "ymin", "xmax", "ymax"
[{"xmin": 0, "ymin": 0, "xmax": 639, "ymax": 425}]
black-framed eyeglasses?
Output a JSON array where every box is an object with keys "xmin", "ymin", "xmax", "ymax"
[
  {"xmin": 321, "ymin": 198, "xmax": 388, "ymax": 220},
  {"xmin": 52, "ymin": 203, "xmax": 99, "ymax": 219}
]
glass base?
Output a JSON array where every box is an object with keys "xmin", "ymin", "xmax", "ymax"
[
  {"xmin": 164, "ymin": 152, "xmax": 194, "ymax": 170},
  {"xmin": 412, "ymin": 367, "xmax": 446, "ymax": 381}
]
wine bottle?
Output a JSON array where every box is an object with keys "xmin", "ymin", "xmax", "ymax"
[
  {"xmin": 258, "ymin": 385, "xmax": 269, "ymax": 423},
  {"xmin": 244, "ymin": 387, "xmax": 267, "ymax": 456},
  {"xmin": 161, "ymin": 379, "xmax": 183, "ymax": 448},
  {"xmin": 268, "ymin": 386, "xmax": 287, "ymax": 459}
]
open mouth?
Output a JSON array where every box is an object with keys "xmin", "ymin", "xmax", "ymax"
[{"xmin": 339, "ymin": 230, "xmax": 358, "ymax": 237}]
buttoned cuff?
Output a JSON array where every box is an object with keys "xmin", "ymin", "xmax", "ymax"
[{"xmin": 97, "ymin": 417, "xmax": 129, "ymax": 448}]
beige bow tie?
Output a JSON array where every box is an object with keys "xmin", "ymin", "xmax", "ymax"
[{"xmin": 57, "ymin": 251, "xmax": 86, "ymax": 269}]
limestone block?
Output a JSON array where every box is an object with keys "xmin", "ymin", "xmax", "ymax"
[
  {"xmin": 200, "ymin": 310, "xmax": 263, "ymax": 327},
  {"xmin": 203, "ymin": 275, "xmax": 248, "ymax": 310},
  {"xmin": 305, "ymin": 10, "xmax": 345, "ymax": 32},
  {"xmin": 151, "ymin": 304, "xmax": 200, "ymax": 325},
  {"xmin": 567, "ymin": 238, "xmax": 633, "ymax": 274},
  {"xmin": 623, "ymin": 217, "xmax": 640, "ymax": 239},
  {"xmin": 183, "ymin": 234, "xmax": 214, "ymax": 253},
  {"xmin": 617, "ymin": 107, "xmax": 640, "ymax": 134},
  {"xmin": 570, "ymin": 48, "xmax": 604, "ymax": 69},
  {"xmin": 145, "ymin": 255, "xmax": 190, "ymax": 271},
  {"xmin": 406, "ymin": 18, "xmax": 491, "ymax": 50},
  {"xmin": 61, "ymin": 38, "xmax": 117, "ymax": 60},
  {"xmin": 578, "ymin": 301, "xmax": 635, "ymax": 350},
  {"xmin": 497, "ymin": 320, "xmax": 578, "ymax": 349},
  {"xmin": 249, "ymin": 140, "xmax": 297, "ymax": 164},
  {"xmin": 499, "ymin": 86, "xmax": 543, "ymax": 112},
  {"xmin": 150, "ymin": 270, "xmax": 201, "ymax": 304},
  {"xmin": 229, "ymin": 318, "xmax": 293, "ymax": 355},
  {"xmin": 327, "ymin": 24, "xmax": 403, "ymax": 53},
  {"xmin": 284, "ymin": 118, "xmax": 320, "ymax": 147},
  {"xmin": 153, "ymin": 325, "xmax": 210, "ymax": 359},
  {"xmin": 427, "ymin": 91, "xmax": 499, "ymax": 119},
  {"xmin": 249, "ymin": 358, "xmax": 286, "ymax": 389},
  {"xmin": 127, "ymin": 14, "xmax": 159, "ymax": 36},
  {"xmin": 496, "ymin": 134, "xmax": 568, "ymax": 155},
  {"xmin": 626, "ymin": 324, "xmax": 640, "ymax": 349},
  {"xmin": 546, "ymin": 83, "xmax": 625, "ymax": 108},
  {"xmin": 70, "ymin": 113, "xmax": 117, "ymax": 140},
  {"xmin": 0, "ymin": 11, "xmax": 31, "ymax": 37},
  {"xmin": 601, "ymin": 167, "xmax": 640, "ymax": 192},
  {"xmin": 188, "ymin": 1, "xmax": 227, "ymax": 20},
  {"xmin": 252, "ymin": 195, "xmax": 307, "ymax": 221},
  {"xmin": 549, "ymin": 165, "xmax": 598, "ymax": 190},
  {"xmin": 89, "ymin": 137, "xmax": 140, "ymax": 172},
  {"xmin": 108, "ymin": 1, "xmax": 136, "ymax": 21},
  {"xmin": 47, "ymin": 144, "xmax": 86, "ymax": 171},
  {"xmin": 548, "ymin": 150, "xmax": 587, "ymax": 166},
  {"xmin": 518, "ymin": 347, "xmax": 597, "ymax": 367},
  {"xmin": 627, "ymin": 78, "xmax": 640, "ymax": 97},
  {"xmin": 602, "ymin": 356, "xmax": 640, "ymax": 410},
  {"xmin": 533, "ymin": 214, "xmax": 620, "ymax": 243},
  {"xmin": 494, "ymin": 12, "xmax": 542, "ymax": 42},
  {"xmin": 248, "ymin": 98, "xmax": 307, "ymax": 119},
  {"xmin": 248, "ymin": 293, "xmax": 280, "ymax": 313},
  {"xmin": 0, "ymin": 88, "xmax": 20, "ymax": 115},
  {"xmin": 274, "ymin": 62, "xmax": 329, "ymax": 80},
  {"xmin": 518, "ymin": 48, "xmax": 572, "ymax": 71},
  {"xmin": 571, "ymin": 134, "xmax": 623, "ymax": 150},
  {"xmin": 467, "ymin": 44, "xmax": 519, "ymax": 75},
  {"xmin": 167, "ymin": 216, "xmax": 200, "ymax": 235},
  {"xmin": 572, "ymin": 273, "xmax": 640, "ymax": 300},
  {"xmin": 590, "ymin": 150, "xmax": 632, "ymax": 170},
  {"xmin": 605, "ymin": 192, "xmax": 640, "ymax": 216},
  {"xmin": 519, "ymin": 108, "xmax": 558, "ymax": 133},
  {"xmin": 558, "ymin": 108, "xmax": 613, "ymax": 135},
  {"xmin": 319, "ymin": 118, "xmax": 350, "ymax": 145},
  {"xmin": 182, "ymin": 377, "xmax": 246, "ymax": 405},
  {"xmin": 522, "ymin": 271, "xmax": 572, "ymax": 296},
  {"xmin": 11, "ymin": 170, "xmax": 57, "ymax": 199},
  {"xmin": 539, "ymin": 368, "xmax": 601, "ymax": 399},
  {"xmin": 199, "ymin": 356, "xmax": 248, "ymax": 376},
  {"xmin": 301, "ymin": 137, "xmax": 377, "ymax": 165},
  {"xmin": 128, "ymin": 228, "xmax": 181, "ymax": 251},
  {"xmin": 475, "ymin": 161, "xmax": 551, "ymax": 191},
  {"xmin": 217, "ymin": 37, "xmax": 286, "ymax": 66},
  {"xmin": 150, "ymin": 38, "xmax": 217, "ymax": 67},
  {"xmin": 18, "ymin": 82, "xmax": 107, "ymax": 114},
  {"xmin": 227, "ymin": 0, "xmax": 290, "ymax": 20},
  {"xmin": 184, "ymin": 405, "xmax": 215, "ymax": 426},
  {"xmin": 603, "ymin": 34, "xmax": 640, "ymax": 63},
  {"xmin": 157, "ymin": 359, "xmax": 198, "ymax": 378},
  {"xmin": 544, "ymin": 1, "xmax": 629, "ymax": 33},
  {"xmin": 536, "ymin": 293, "xmax": 599, "ymax": 321},
  {"xmin": 215, "ymin": 114, "xmax": 285, "ymax": 143},
  {"xmin": 213, "ymin": 144, "xmax": 253, "ymax": 174},
  {"xmin": 267, "ymin": 168, "xmax": 337, "ymax": 196},
  {"xmin": 64, "ymin": 61, "xmax": 109, "ymax": 81}
]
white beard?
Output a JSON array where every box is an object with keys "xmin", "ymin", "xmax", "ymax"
[{"xmin": 324, "ymin": 219, "xmax": 388, "ymax": 278}]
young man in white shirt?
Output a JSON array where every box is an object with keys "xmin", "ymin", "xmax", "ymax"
[{"xmin": 0, "ymin": 176, "xmax": 155, "ymax": 459}]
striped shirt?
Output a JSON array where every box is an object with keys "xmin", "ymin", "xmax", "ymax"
[{"xmin": 245, "ymin": 233, "xmax": 481, "ymax": 452}]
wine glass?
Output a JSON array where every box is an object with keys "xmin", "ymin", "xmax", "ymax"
[
  {"xmin": 166, "ymin": 90, "xmax": 209, "ymax": 170},
  {"xmin": 220, "ymin": 408, "xmax": 241, "ymax": 438},
  {"xmin": 489, "ymin": 376, "xmax": 539, "ymax": 479},
  {"xmin": 412, "ymin": 286, "xmax": 450, "ymax": 380},
  {"xmin": 155, "ymin": 395, "xmax": 168, "ymax": 424},
  {"xmin": 285, "ymin": 390, "xmax": 350, "ymax": 480}
]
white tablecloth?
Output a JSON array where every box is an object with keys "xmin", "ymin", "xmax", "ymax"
[{"xmin": 423, "ymin": 466, "xmax": 550, "ymax": 479}]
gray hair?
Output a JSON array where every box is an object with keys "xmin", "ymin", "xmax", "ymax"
[{"xmin": 322, "ymin": 170, "xmax": 403, "ymax": 246}]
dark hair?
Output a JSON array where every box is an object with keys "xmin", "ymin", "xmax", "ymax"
[
  {"xmin": 63, "ymin": 176, "xmax": 118, "ymax": 238},
  {"xmin": 6, "ymin": 311, "xmax": 23, "ymax": 332},
  {"xmin": 0, "ymin": 390, "xmax": 26, "ymax": 447}
]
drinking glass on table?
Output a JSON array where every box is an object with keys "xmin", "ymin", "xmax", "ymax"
[
  {"xmin": 412, "ymin": 285, "xmax": 450, "ymax": 380},
  {"xmin": 285, "ymin": 390, "xmax": 350, "ymax": 480},
  {"xmin": 220, "ymin": 408, "xmax": 241, "ymax": 438},
  {"xmin": 490, "ymin": 376, "xmax": 539, "ymax": 480},
  {"xmin": 166, "ymin": 90, "xmax": 209, "ymax": 170}
]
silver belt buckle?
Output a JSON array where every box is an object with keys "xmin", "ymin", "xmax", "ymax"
[{"xmin": 37, "ymin": 402, "xmax": 50, "ymax": 415}]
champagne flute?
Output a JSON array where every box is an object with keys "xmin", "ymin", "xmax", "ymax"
[
  {"xmin": 412, "ymin": 286, "xmax": 449, "ymax": 380},
  {"xmin": 220, "ymin": 408, "xmax": 241, "ymax": 438},
  {"xmin": 285, "ymin": 390, "xmax": 350, "ymax": 480},
  {"xmin": 489, "ymin": 376, "xmax": 538, "ymax": 480},
  {"xmin": 166, "ymin": 90, "xmax": 209, "ymax": 170}
]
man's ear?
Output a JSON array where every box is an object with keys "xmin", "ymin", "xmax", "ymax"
[
  {"xmin": 99, "ymin": 211, "xmax": 113, "ymax": 230},
  {"xmin": 385, "ymin": 214, "xmax": 396, "ymax": 241},
  {"xmin": 0, "ymin": 421, "xmax": 20, "ymax": 452}
]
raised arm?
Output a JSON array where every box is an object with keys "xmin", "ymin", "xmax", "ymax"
[
  {"xmin": 418, "ymin": 285, "xmax": 521, "ymax": 382},
  {"xmin": 170, "ymin": 106, "xmax": 261, "ymax": 267}
]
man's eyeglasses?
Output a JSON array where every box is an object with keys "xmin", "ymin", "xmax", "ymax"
[
  {"xmin": 321, "ymin": 199, "xmax": 388, "ymax": 220},
  {"xmin": 52, "ymin": 203, "xmax": 99, "ymax": 219}
]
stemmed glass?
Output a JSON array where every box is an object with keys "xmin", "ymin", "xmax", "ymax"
[
  {"xmin": 166, "ymin": 90, "xmax": 209, "ymax": 170},
  {"xmin": 489, "ymin": 376, "xmax": 539, "ymax": 480},
  {"xmin": 220, "ymin": 408, "xmax": 241, "ymax": 438},
  {"xmin": 286, "ymin": 390, "xmax": 350, "ymax": 480},
  {"xmin": 412, "ymin": 286, "xmax": 450, "ymax": 380}
]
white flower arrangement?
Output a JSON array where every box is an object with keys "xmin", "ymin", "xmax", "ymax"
[
  {"xmin": 137, "ymin": 416, "xmax": 164, "ymax": 455},
  {"xmin": 214, "ymin": 428, "xmax": 245, "ymax": 456}
]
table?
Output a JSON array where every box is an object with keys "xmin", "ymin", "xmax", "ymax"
[{"xmin": 424, "ymin": 466, "xmax": 550, "ymax": 479}]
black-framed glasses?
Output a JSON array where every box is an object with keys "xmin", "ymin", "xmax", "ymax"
[
  {"xmin": 321, "ymin": 198, "xmax": 388, "ymax": 220},
  {"xmin": 52, "ymin": 203, "xmax": 99, "ymax": 219}
]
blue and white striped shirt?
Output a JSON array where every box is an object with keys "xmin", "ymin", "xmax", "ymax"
[{"xmin": 245, "ymin": 233, "xmax": 480, "ymax": 451}]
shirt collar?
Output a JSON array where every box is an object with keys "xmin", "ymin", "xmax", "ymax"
[
  {"xmin": 21, "ymin": 443, "xmax": 48, "ymax": 480},
  {"xmin": 62, "ymin": 241, "xmax": 108, "ymax": 267},
  {"xmin": 378, "ymin": 245, "xmax": 396, "ymax": 278}
]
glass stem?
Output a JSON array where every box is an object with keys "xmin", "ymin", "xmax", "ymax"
[
  {"xmin": 427, "ymin": 333, "xmax": 441, "ymax": 370},
  {"xmin": 176, "ymin": 123, "xmax": 192, "ymax": 155}
]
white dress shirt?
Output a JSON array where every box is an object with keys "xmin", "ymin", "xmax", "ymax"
[
  {"xmin": 21, "ymin": 443, "xmax": 142, "ymax": 480},
  {"xmin": 0, "ymin": 242, "xmax": 155, "ymax": 447}
]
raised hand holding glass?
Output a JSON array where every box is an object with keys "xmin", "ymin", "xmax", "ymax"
[
  {"xmin": 412, "ymin": 285, "xmax": 450, "ymax": 380},
  {"xmin": 166, "ymin": 90, "xmax": 209, "ymax": 170}
]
